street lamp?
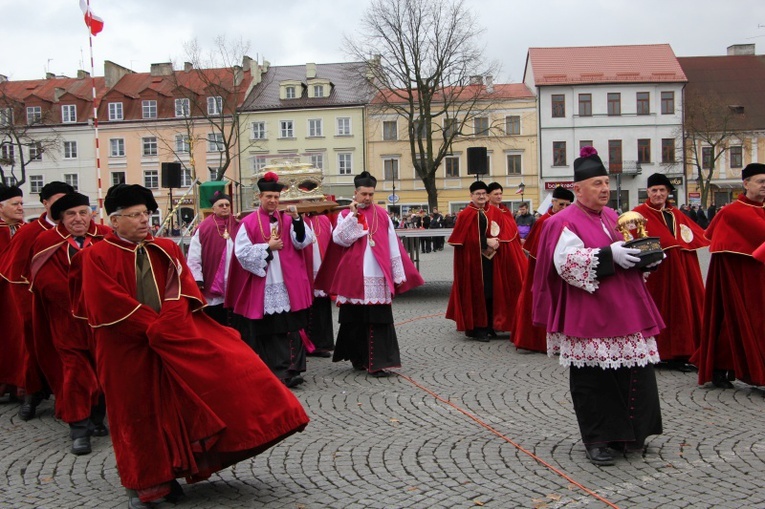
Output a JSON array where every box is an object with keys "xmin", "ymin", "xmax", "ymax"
[{"xmin": 517, "ymin": 182, "xmax": 526, "ymax": 204}]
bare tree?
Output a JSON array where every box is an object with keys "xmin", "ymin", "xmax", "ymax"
[
  {"xmin": 0, "ymin": 84, "xmax": 62, "ymax": 187},
  {"xmin": 683, "ymin": 89, "xmax": 746, "ymax": 207},
  {"xmin": 345, "ymin": 0, "xmax": 500, "ymax": 210}
]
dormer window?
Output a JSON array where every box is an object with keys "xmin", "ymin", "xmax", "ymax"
[
  {"xmin": 313, "ymin": 85, "xmax": 324, "ymax": 98},
  {"xmin": 285, "ymin": 86, "xmax": 296, "ymax": 99}
]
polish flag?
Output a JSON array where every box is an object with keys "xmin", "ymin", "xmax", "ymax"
[{"xmin": 79, "ymin": 0, "xmax": 104, "ymax": 36}]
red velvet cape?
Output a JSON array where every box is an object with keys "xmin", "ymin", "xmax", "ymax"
[
  {"xmin": 28, "ymin": 221, "xmax": 109, "ymax": 421},
  {"xmin": 72, "ymin": 232, "xmax": 309, "ymax": 490},
  {"xmin": 692, "ymin": 194, "xmax": 765, "ymax": 385},
  {"xmin": 513, "ymin": 210, "xmax": 552, "ymax": 352},
  {"xmin": 634, "ymin": 201, "xmax": 708, "ymax": 360},
  {"xmin": 0, "ymin": 218, "xmax": 26, "ymax": 391},
  {"xmin": 446, "ymin": 204, "xmax": 520, "ymax": 332}
]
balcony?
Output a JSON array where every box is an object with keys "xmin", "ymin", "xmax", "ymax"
[{"xmin": 605, "ymin": 160, "xmax": 642, "ymax": 176}]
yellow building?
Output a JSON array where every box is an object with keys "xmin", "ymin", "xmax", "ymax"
[
  {"xmin": 237, "ymin": 62, "xmax": 371, "ymax": 208},
  {"xmin": 365, "ymin": 82, "xmax": 539, "ymax": 215}
]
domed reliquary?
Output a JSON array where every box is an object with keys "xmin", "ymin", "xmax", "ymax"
[{"xmin": 251, "ymin": 158, "xmax": 341, "ymax": 214}]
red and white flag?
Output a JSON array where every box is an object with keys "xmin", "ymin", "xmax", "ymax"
[{"xmin": 79, "ymin": 0, "xmax": 104, "ymax": 36}]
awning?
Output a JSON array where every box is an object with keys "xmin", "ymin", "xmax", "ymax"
[{"xmin": 710, "ymin": 179, "xmax": 743, "ymax": 190}]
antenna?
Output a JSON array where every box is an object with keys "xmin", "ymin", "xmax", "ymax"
[{"xmin": 46, "ymin": 58, "xmax": 53, "ymax": 74}]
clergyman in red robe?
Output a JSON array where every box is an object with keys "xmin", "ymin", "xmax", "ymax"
[{"xmin": 72, "ymin": 183, "xmax": 309, "ymax": 507}]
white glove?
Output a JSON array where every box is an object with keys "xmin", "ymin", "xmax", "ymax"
[{"xmin": 610, "ymin": 241, "xmax": 641, "ymax": 269}]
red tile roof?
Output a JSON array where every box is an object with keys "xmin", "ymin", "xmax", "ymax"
[
  {"xmin": 526, "ymin": 44, "xmax": 687, "ymax": 85},
  {"xmin": 371, "ymin": 82, "xmax": 534, "ymax": 104}
]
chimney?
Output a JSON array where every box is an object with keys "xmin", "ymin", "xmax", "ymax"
[
  {"xmin": 104, "ymin": 60, "xmax": 134, "ymax": 88},
  {"xmin": 306, "ymin": 63, "xmax": 317, "ymax": 79},
  {"xmin": 469, "ymin": 75, "xmax": 483, "ymax": 85},
  {"xmin": 262, "ymin": 60, "xmax": 270, "ymax": 73},
  {"xmin": 46, "ymin": 72, "xmax": 56, "ymax": 80},
  {"xmin": 150, "ymin": 62, "xmax": 174, "ymax": 76},
  {"xmin": 233, "ymin": 65, "xmax": 243, "ymax": 87},
  {"xmin": 184, "ymin": 61, "xmax": 193, "ymax": 72},
  {"xmin": 486, "ymin": 75, "xmax": 494, "ymax": 93},
  {"xmin": 0, "ymin": 74, "xmax": 7, "ymax": 83},
  {"xmin": 727, "ymin": 44, "xmax": 755, "ymax": 56},
  {"xmin": 242, "ymin": 55, "xmax": 253, "ymax": 72},
  {"xmin": 77, "ymin": 70, "xmax": 90, "ymax": 79}
]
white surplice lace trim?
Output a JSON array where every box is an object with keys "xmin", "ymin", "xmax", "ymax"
[
  {"xmin": 237, "ymin": 242, "xmax": 269, "ymax": 277},
  {"xmin": 560, "ymin": 248, "xmax": 600, "ymax": 294},
  {"xmin": 547, "ymin": 332, "xmax": 660, "ymax": 369},
  {"xmin": 336, "ymin": 276, "xmax": 392, "ymax": 305},
  {"xmin": 264, "ymin": 281, "xmax": 291, "ymax": 315},
  {"xmin": 391, "ymin": 255, "xmax": 405, "ymax": 284},
  {"xmin": 334, "ymin": 214, "xmax": 366, "ymax": 247}
]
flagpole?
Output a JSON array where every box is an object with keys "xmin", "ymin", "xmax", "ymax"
[{"xmin": 85, "ymin": 0, "xmax": 104, "ymax": 223}]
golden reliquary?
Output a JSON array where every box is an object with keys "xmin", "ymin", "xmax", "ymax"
[{"xmin": 616, "ymin": 211, "xmax": 664, "ymax": 269}]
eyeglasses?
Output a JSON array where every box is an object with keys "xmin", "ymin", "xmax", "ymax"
[{"xmin": 115, "ymin": 210, "xmax": 151, "ymax": 219}]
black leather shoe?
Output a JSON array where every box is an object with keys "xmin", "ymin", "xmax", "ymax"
[
  {"xmin": 284, "ymin": 376, "xmax": 304, "ymax": 388},
  {"xmin": 307, "ymin": 349, "xmax": 332, "ymax": 358},
  {"xmin": 712, "ymin": 370, "xmax": 734, "ymax": 389},
  {"xmin": 472, "ymin": 333, "xmax": 490, "ymax": 343},
  {"xmin": 163, "ymin": 479, "xmax": 185, "ymax": 503},
  {"xmin": 369, "ymin": 370, "xmax": 392, "ymax": 378},
  {"xmin": 71, "ymin": 436, "xmax": 92, "ymax": 455},
  {"xmin": 585, "ymin": 446, "xmax": 614, "ymax": 466},
  {"xmin": 18, "ymin": 393, "xmax": 42, "ymax": 421},
  {"xmin": 92, "ymin": 423, "xmax": 109, "ymax": 437},
  {"xmin": 127, "ymin": 489, "xmax": 152, "ymax": 508}
]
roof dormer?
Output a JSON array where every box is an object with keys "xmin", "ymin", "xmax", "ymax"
[{"xmin": 279, "ymin": 79, "xmax": 305, "ymax": 100}]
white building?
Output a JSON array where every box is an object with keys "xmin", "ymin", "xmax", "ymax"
[{"xmin": 524, "ymin": 44, "xmax": 688, "ymax": 210}]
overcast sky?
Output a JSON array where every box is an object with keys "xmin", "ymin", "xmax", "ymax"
[{"xmin": 3, "ymin": 0, "xmax": 764, "ymax": 83}]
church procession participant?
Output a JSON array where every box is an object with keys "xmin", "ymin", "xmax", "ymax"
[
  {"xmin": 486, "ymin": 182, "xmax": 528, "ymax": 338},
  {"xmin": 0, "ymin": 182, "xmax": 74, "ymax": 418},
  {"xmin": 227, "ymin": 172, "xmax": 315, "ymax": 388},
  {"xmin": 633, "ymin": 173, "xmax": 709, "ymax": 371},
  {"xmin": 28, "ymin": 192, "xmax": 111, "ymax": 455},
  {"xmin": 315, "ymin": 171, "xmax": 423, "ymax": 377},
  {"xmin": 187, "ymin": 190, "xmax": 239, "ymax": 326},
  {"xmin": 72, "ymin": 183, "xmax": 309, "ymax": 508},
  {"xmin": 532, "ymin": 147, "xmax": 665, "ymax": 466},
  {"xmin": 513, "ymin": 186, "xmax": 574, "ymax": 353},
  {"xmin": 446, "ymin": 181, "xmax": 514, "ymax": 341},
  {"xmin": 692, "ymin": 163, "xmax": 765, "ymax": 389},
  {"xmin": 303, "ymin": 211, "xmax": 335, "ymax": 357},
  {"xmin": 0, "ymin": 184, "xmax": 27, "ymax": 402}
]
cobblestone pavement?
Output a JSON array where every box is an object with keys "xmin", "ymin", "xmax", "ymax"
[{"xmin": 4, "ymin": 245, "xmax": 764, "ymax": 509}]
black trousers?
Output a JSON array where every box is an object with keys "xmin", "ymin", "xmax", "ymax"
[{"xmin": 333, "ymin": 304, "xmax": 400, "ymax": 373}]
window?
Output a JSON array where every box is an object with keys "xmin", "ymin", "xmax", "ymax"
[
  {"xmin": 29, "ymin": 175, "xmax": 44, "ymax": 194},
  {"xmin": 143, "ymin": 137, "xmax": 158, "ymax": 156},
  {"xmin": 111, "ymin": 171, "xmax": 126, "ymax": 186},
  {"xmin": 552, "ymin": 141, "xmax": 566, "ymax": 166},
  {"xmin": 338, "ymin": 153, "xmax": 352, "ymax": 175},
  {"xmin": 27, "ymin": 106, "xmax": 42, "ymax": 124},
  {"xmin": 108, "ymin": 102, "xmax": 123, "ymax": 121},
  {"xmin": 383, "ymin": 120, "xmax": 398, "ymax": 140},
  {"xmin": 636, "ymin": 92, "xmax": 650, "ymax": 115},
  {"xmin": 445, "ymin": 156, "xmax": 460, "ymax": 178},
  {"xmin": 551, "ymin": 94, "xmax": 565, "ymax": 118},
  {"xmin": 285, "ymin": 86, "xmax": 296, "ymax": 99},
  {"xmin": 638, "ymin": 139, "xmax": 651, "ymax": 163},
  {"xmin": 730, "ymin": 146, "xmax": 742, "ymax": 168},
  {"xmin": 412, "ymin": 118, "xmax": 430, "ymax": 138},
  {"xmin": 308, "ymin": 119, "xmax": 323, "ymax": 137},
  {"xmin": 174, "ymin": 98, "xmax": 190, "ymax": 118},
  {"xmin": 661, "ymin": 139, "xmax": 675, "ymax": 163},
  {"xmin": 109, "ymin": 138, "xmax": 125, "ymax": 157},
  {"xmin": 251, "ymin": 121, "xmax": 266, "ymax": 139},
  {"xmin": 29, "ymin": 142, "xmax": 43, "ymax": 161},
  {"xmin": 506, "ymin": 154, "xmax": 522, "ymax": 175},
  {"xmin": 336, "ymin": 117, "xmax": 351, "ymax": 136},
  {"xmin": 444, "ymin": 118, "xmax": 458, "ymax": 138},
  {"xmin": 309, "ymin": 153, "xmax": 324, "ymax": 171},
  {"xmin": 0, "ymin": 107, "xmax": 12, "ymax": 125},
  {"xmin": 64, "ymin": 173, "xmax": 79, "ymax": 191},
  {"xmin": 505, "ymin": 115, "xmax": 520, "ymax": 135},
  {"xmin": 209, "ymin": 167, "xmax": 220, "ymax": 180},
  {"xmin": 252, "ymin": 156, "xmax": 267, "ymax": 173},
  {"xmin": 142, "ymin": 100, "xmax": 157, "ymax": 119},
  {"xmin": 661, "ymin": 92, "xmax": 674, "ymax": 115},
  {"xmin": 313, "ymin": 85, "xmax": 324, "ymax": 97},
  {"xmin": 144, "ymin": 170, "xmax": 159, "ymax": 189},
  {"xmin": 2, "ymin": 175, "xmax": 18, "ymax": 186},
  {"xmin": 609, "ymin": 140, "xmax": 623, "ymax": 172},
  {"xmin": 473, "ymin": 117, "xmax": 489, "ymax": 136},
  {"xmin": 175, "ymin": 134, "xmax": 190, "ymax": 153},
  {"xmin": 383, "ymin": 158, "xmax": 399, "ymax": 181},
  {"xmin": 607, "ymin": 93, "xmax": 621, "ymax": 116},
  {"xmin": 1, "ymin": 142, "xmax": 14, "ymax": 164},
  {"xmin": 578, "ymin": 94, "xmax": 592, "ymax": 117},
  {"xmin": 181, "ymin": 167, "xmax": 193, "ymax": 187},
  {"xmin": 207, "ymin": 96, "xmax": 223, "ymax": 116},
  {"xmin": 63, "ymin": 141, "xmax": 78, "ymax": 159},
  {"xmin": 207, "ymin": 132, "xmax": 224, "ymax": 152},
  {"xmin": 702, "ymin": 147, "xmax": 713, "ymax": 169},
  {"xmin": 62, "ymin": 104, "xmax": 77, "ymax": 123},
  {"xmin": 579, "ymin": 140, "xmax": 593, "ymax": 151},
  {"xmin": 279, "ymin": 120, "xmax": 294, "ymax": 138}
]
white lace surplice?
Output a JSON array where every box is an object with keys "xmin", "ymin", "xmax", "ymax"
[{"xmin": 549, "ymin": 226, "xmax": 660, "ymax": 369}]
